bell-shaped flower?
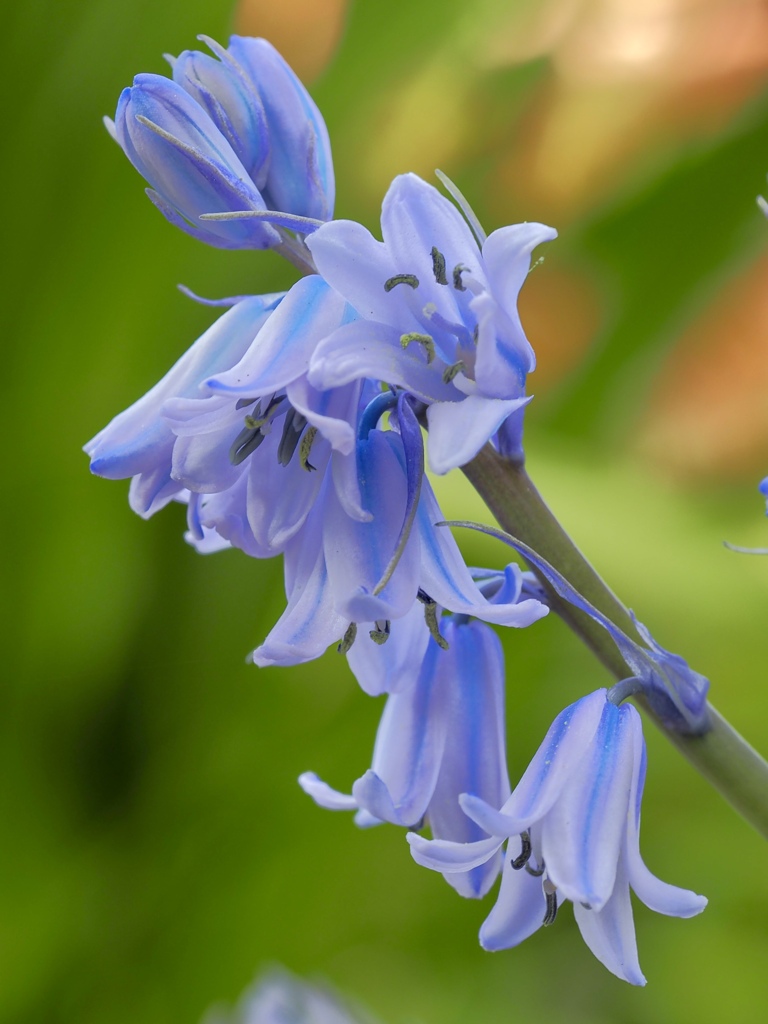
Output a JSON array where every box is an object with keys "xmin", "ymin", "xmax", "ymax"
[
  {"xmin": 300, "ymin": 614, "xmax": 510, "ymax": 898},
  {"xmin": 408, "ymin": 688, "xmax": 707, "ymax": 985},
  {"xmin": 252, "ymin": 397, "xmax": 548, "ymax": 667},
  {"xmin": 85, "ymin": 292, "xmax": 283, "ymax": 516},
  {"xmin": 305, "ymin": 172, "xmax": 556, "ymax": 473},
  {"xmin": 108, "ymin": 35, "xmax": 334, "ymax": 249}
]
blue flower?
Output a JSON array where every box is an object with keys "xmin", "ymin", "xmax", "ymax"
[
  {"xmin": 300, "ymin": 612, "xmax": 512, "ymax": 898},
  {"xmin": 251, "ymin": 412, "xmax": 549, "ymax": 666},
  {"xmin": 108, "ymin": 36, "xmax": 334, "ymax": 249},
  {"xmin": 407, "ymin": 688, "xmax": 707, "ymax": 985},
  {"xmin": 305, "ymin": 172, "xmax": 556, "ymax": 472},
  {"xmin": 86, "ymin": 277, "xmax": 363, "ymax": 557},
  {"xmin": 85, "ymin": 292, "xmax": 284, "ymax": 516}
]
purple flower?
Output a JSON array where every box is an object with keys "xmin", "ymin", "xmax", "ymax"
[
  {"xmin": 108, "ymin": 36, "xmax": 334, "ymax": 249},
  {"xmin": 305, "ymin": 172, "xmax": 556, "ymax": 472},
  {"xmin": 408, "ymin": 689, "xmax": 707, "ymax": 985},
  {"xmin": 300, "ymin": 613, "xmax": 511, "ymax": 898}
]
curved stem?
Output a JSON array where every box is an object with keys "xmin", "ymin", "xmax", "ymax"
[{"xmin": 463, "ymin": 444, "xmax": 768, "ymax": 839}]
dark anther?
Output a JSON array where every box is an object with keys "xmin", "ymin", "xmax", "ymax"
[
  {"xmin": 337, "ymin": 622, "xmax": 358, "ymax": 654},
  {"xmin": 452, "ymin": 264, "xmax": 468, "ymax": 291},
  {"xmin": 525, "ymin": 860, "xmax": 545, "ymax": 878},
  {"xmin": 235, "ymin": 396, "xmax": 259, "ymax": 410},
  {"xmin": 543, "ymin": 887, "xmax": 558, "ymax": 927},
  {"xmin": 510, "ymin": 831, "xmax": 532, "ymax": 870},
  {"xmin": 442, "ymin": 360, "xmax": 465, "ymax": 384},
  {"xmin": 431, "ymin": 247, "xmax": 448, "ymax": 285},
  {"xmin": 472, "ymin": 324, "xmax": 479, "ymax": 344},
  {"xmin": 369, "ymin": 620, "xmax": 391, "ymax": 645},
  {"xmin": 417, "ymin": 589, "xmax": 449, "ymax": 650},
  {"xmin": 277, "ymin": 408, "xmax": 308, "ymax": 467},
  {"xmin": 384, "ymin": 274, "xmax": 419, "ymax": 292},
  {"xmin": 229, "ymin": 422, "xmax": 268, "ymax": 465}
]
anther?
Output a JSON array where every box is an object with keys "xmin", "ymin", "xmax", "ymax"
[
  {"xmin": 431, "ymin": 247, "xmax": 448, "ymax": 285},
  {"xmin": 510, "ymin": 831, "xmax": 532, "ymax": 870},
  {"xmin": 442, "ymin": 360, "xmax": 465, "ymax": 384},
  {"xmin": 369, "ymin": 620, "xmax": 391, "ymax": 645},
  {"xmin": 472, "ymin": 324, "xmax": 479, "ymax": 345},
  {"xmin": 337, "ymin": 622, "xmax": 357, "ymax": 654},
  {"xmin": 277, "ymin": 408, "xmax": 308, "ymax": 467},
  {"xmin": 543, "ymin": 886, "xmax": 558, "ymax": 927},
  {"xmin": 417, "ymin": 589, "xmax": 449, "ymax": 650},
  {"xmin": 452, "ymin": 264, "xmax": 468, "ymax": 291},
  {"xmin": 384, "ymin": 274, "xmax": 419, "ymax": 292},
  {"xmin": 235, "ymin": 396, "xmax": 259, "ymax": 410},
  {"xmin": 400, "ymin": 332, "xmax": 436, "ymax": 363},
  {"xmin": 229, "ymin": 423, "xmax": 268, "ymax": 465},
  {"xmin": 525, "ymin": 859, "xmax": 545, "ymax": 878},
  {"xmin": 299, "ymin": 425, "xmax": 318, "ymax": 472}
]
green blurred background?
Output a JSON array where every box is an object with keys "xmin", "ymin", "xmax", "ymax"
[{"xmin": 5, "ymin": 0, "xmax": 768, "ymax": 1020}]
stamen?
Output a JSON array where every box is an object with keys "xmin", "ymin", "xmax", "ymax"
[
  {"xmin": 235, "ymin": 396, "xmax": 259, "ymax": 410},
  {"xmin": 525, "ymin": 859, "xmax": 545, "ymax": 878},
  {"xmin": 431, "ymin": 247, "xmax": 448, "ymax": 285},
  {"xmin": 442, "ymin": 360, "xmax": 465, "ymax": 384},
  {"xmin": 299, "ymin": 426, "xmax": 319, "ymax": 472},
  {"xmin": 417, "ymin": 589, "xmax": 449, "ymax": 650},
  {"xmin": 384, "ymin": 274, "xmax": 419, "ymax": 292},
  {"xmin": 369, "ymin": 620, "xmax": 391, "ymax": 645},
  {"xmin": 277, "ymin": 408, "xmax": 308, "ymax": 467},
  {"xmin": 452, "ymin": 264, "xmax": 468, "ymax": 291},
  {"xmin": 400, "ymin": 332, "xmax": 436, "ymax": 363},
  {"xmin": 543, "ymin": 882, "xmax": 558, "ymax": 927},
  {"xmin": 472, "ymin": 324, "xmax": 479, "ymax": 345},
  {"xmin": 337, "ymin": 622, "xmax": 358, "ymax": 654},
  {"xmin": 229, "ymin": 423, "xmax": 269, "ymax": 465},
  {"xmin": 510, "ymin": 831, "xmax": 532, "ymax": 870}
]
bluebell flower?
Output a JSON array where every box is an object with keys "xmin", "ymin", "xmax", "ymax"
[
  {"xmin": 86, "ymin": 277, "xmax": 364, "ymax": 557},
  {"xmin": 85, "ymin": 292, "xmax": 283, "ymax": 516},
  {"xmin": 408, "ymin": 688, "xmax": 707, "ymax": 985},
  {"xmin": 300, "ymin": 611, "xmax": 512, "ymax": 898},
  {"xmin": 206, "ymin": 968, "xmax": 366, "ymax": 1024},
  {"xmin": 251, "ymin": 412, "xmax": 549, "ymax": 666},
  {"xmin": 108, "ymin": 36, "xmax": 334, "ymax": 249},
  {"xmin": 305, "ymin": 172, "xmax": 557, "ymax": 473}
]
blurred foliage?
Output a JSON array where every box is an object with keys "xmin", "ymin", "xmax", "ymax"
[{"xmin": 4, "ymin": 0, "xmax": 768, "ymax": 1021}]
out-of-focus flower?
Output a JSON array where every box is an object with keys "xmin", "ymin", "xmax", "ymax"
[
  {"xmin": 203, "ymin": 967, "xmax": 368, "ymax": 1024},
  {"xmin": 108, "ymin": 36, "xmax": 334, "ymax": 249},
  {"xmin": 408, "ymin": 688, "xmax": 707, "ymax": 986},
  {"xmin": 300, "ymin": 587, "xmax": 527, "ymax": 898},
  {"xmin": 306, "ymin": 172, "xmax": 556, "ymax": 473}
]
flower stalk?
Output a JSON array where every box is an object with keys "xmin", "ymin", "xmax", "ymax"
[{"xmin": 463, "ymin": 443, "xmax": 768, "ymax": 840}]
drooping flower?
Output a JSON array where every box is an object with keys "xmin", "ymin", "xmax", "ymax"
[
  {"xmin": 408, "ymin": 688, "xmax": 707, "ymax": 985},
  {"xmin": 108, "ymin": 36, "xmax": 334, "ymax": 250},
  {"xmin": 251, "ymin": 402, "xmax": 549, "ymax": 666},
  {"xmin": 305, "ymin": 172, "xmax": 556, "ymax": 473},
  {"xmin": 300, "ymin": 607, "xmax": 515, "ymax": 898},
  {"xmin": 206, "ymin": 968, "xmax": 367, "ymax": 1024},
  {"xmin": 86, "ymin": 276, "xmax": 365, "ymax": 557}
]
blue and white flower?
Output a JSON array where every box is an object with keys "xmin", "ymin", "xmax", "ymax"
[
  {"xmin": 306, "ymin": 172, "xmax": 556, "ymax": 473},
  {"xmin": 408, "ymin": 688, "xmax": 707, "ymax": 985},
  {"xmin": 108, "ymin": 35, "xmax": 334, "ymax": 250}
]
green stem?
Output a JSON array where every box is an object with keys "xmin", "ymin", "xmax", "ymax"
[{"xmin": 463, "ymin": 444, "xmax": 768, "ymax": 840}]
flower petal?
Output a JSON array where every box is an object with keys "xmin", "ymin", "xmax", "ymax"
[
  {"xmin": 479, "ymin": 848, "xmax": 547, "ymax": 950},
  {"xmin": 541, "ymin": 700, "xmax": 635, "ymax": 910},
  {"xmin": 573, "ymin": 858, "xmax": 647, "ymax": 986},
  {"xmin": 426, "ymin": 394, "xmax": 531, "ymax": 474},
  {"xmin": 406, "ymin": 832, "xmax": 503, "ymax": 873},
  {"xmin": 298, "ymin": 771, "xmax": 358, "ymax": 811}
]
